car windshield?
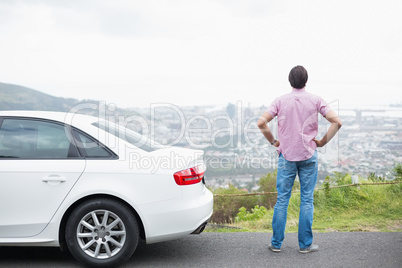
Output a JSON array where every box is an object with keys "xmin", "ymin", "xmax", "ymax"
[{"xmin": 93, "ymin": 121, "xmax": 164, "ymax": 152}]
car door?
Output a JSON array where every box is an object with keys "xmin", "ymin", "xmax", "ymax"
[{"xmin": 0, "ymin": 117, "xmax": 85, "ymax": 238}]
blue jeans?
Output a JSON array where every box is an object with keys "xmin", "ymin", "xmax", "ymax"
[{"xmin": 271, "ymin": 151, "xmax": 318, "ymax": 249}]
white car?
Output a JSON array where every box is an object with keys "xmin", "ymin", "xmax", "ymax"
[{"xmin": 0, "ymin": 110, "xmax": 213, "ymax": 267}]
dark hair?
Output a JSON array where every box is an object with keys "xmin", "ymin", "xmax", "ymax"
[{"xmin": 288, "ymin": 65, "xmax": 308, "ymax": 89}]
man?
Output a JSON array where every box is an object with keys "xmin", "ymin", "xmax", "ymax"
[{"xmin": 257, "ymin": 65, "xmax": 342, "ymax": 253}]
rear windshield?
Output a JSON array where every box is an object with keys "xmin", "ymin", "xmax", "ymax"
[{"xmin": 93, "ymin": 121, "xmax": 164, "ymax": 152}]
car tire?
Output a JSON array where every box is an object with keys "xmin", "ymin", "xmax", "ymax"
[{"xmin": 65, "ymin": 198, "xmax": 139, "ymax": 267}]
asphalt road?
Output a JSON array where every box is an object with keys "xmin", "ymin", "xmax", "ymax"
[{"xmin": 0, "ymin": 232, "xmax": 401, "ymax": 268}]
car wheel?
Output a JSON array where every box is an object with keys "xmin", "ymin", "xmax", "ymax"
[{"xmin": 65, "ymin": 198, "xmax": 139, "ymax": 267}]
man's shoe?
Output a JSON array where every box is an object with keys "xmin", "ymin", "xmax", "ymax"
[
  {"xmin": 299, "ymin": 244, "xmax": 319, "ymax": 253},
  {"xmin": 268, "ymin": 244, "xmax": 281, "ymax": 253}
]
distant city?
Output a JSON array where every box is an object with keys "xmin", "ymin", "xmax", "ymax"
[{"xmin": 121, "ymin": 102, "xmax": 402, "ymax": 191}]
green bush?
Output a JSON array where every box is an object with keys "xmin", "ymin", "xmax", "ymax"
[
  {"xmin": 368, "ymin": 172, "xmax": 385, "ymax": 182},
  {"xmin": 322, "ymin": 175, "xmax": 330, "ymax": 196},
  {"xmin": 257, "ymin": 170, "xmax": 277, "ymax": 208},
  {"xmin": 333, "ymin": 172, "xmax": 352, "ymax": 185},
  {"xmin": 212, "ymin": 185, "xmax": 260, "ymax": 224},
  {"xmin": 235, "ymin": 205, "xmax": 268, "ymax": 222},
  {"xmin": 392, "ymin": 163, "xmax": 402, "ymax": 181}
]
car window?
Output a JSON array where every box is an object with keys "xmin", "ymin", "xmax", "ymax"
[
  {"xmin": 93, "ymin": 121, "xmax": 164, "ymax": 152},
  {"xmin": 72, "ymin": 129, "xmax": 115, "ymax": 158},
  {"xmin": 0, "ymin": 118, "xmax": 78, "ymax": 159}
]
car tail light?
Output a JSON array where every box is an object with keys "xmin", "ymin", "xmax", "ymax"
[{"xmin": 173, "ymin": 164, "xmax": 206, "ymax": 186}]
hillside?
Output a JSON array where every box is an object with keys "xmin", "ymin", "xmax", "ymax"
[{"xmin": 0, "ymin": 82, "xmax": 81, "ymax": 111}]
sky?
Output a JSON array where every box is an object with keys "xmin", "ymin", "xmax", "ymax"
[{"xmin": 0, "ymin": 0, "xmax": 401, "ymax": 109}]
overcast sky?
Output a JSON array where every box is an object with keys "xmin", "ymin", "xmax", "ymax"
[{"xmin": 0, "ymin": 0, "xmax": 401, "ymax": 108}]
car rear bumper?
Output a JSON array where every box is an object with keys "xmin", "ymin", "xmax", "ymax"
[{"xmin": 139, "ymin": 185, "xmax": 213, "ymax": 244}]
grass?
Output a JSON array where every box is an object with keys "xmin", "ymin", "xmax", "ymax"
[{"xmin": 206, "ymin": 182, "xmax": 402, "ymax": 233}]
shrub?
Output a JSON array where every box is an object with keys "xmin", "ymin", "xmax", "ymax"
[
  {"xmin": 392, "ymin": 163, "xmax": 402, "ymax": 181},
  {"xmin": 235, "ymin": 205, "xmax": 268, "ymax": 222},
  {"xmin": 257, "ymin": 170, "xmax": 278, "ymax": 208},
  {"xmin": 368, "ymin": 172, "xmax": 385, "ymax": 182},
  {"xmin": 333, "ymin": 172, "xmax": 351, "ymax": 185},
  {"xmin": 212, "ymin": 185, "xmax": 260, "ymax": 224},
  {"xmin": 323, "ymin": 175, "xmax": 331, "ymax": 197}
]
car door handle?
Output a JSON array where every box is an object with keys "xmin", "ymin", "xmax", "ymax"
[{"xmin": 43, "ymin": 175, "xmax": 66, "ymax": 185}]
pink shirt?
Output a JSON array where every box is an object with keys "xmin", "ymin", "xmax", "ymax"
[{"xmin": 266, "ymin": 88, "xmax": 332, "ymax": 161}]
